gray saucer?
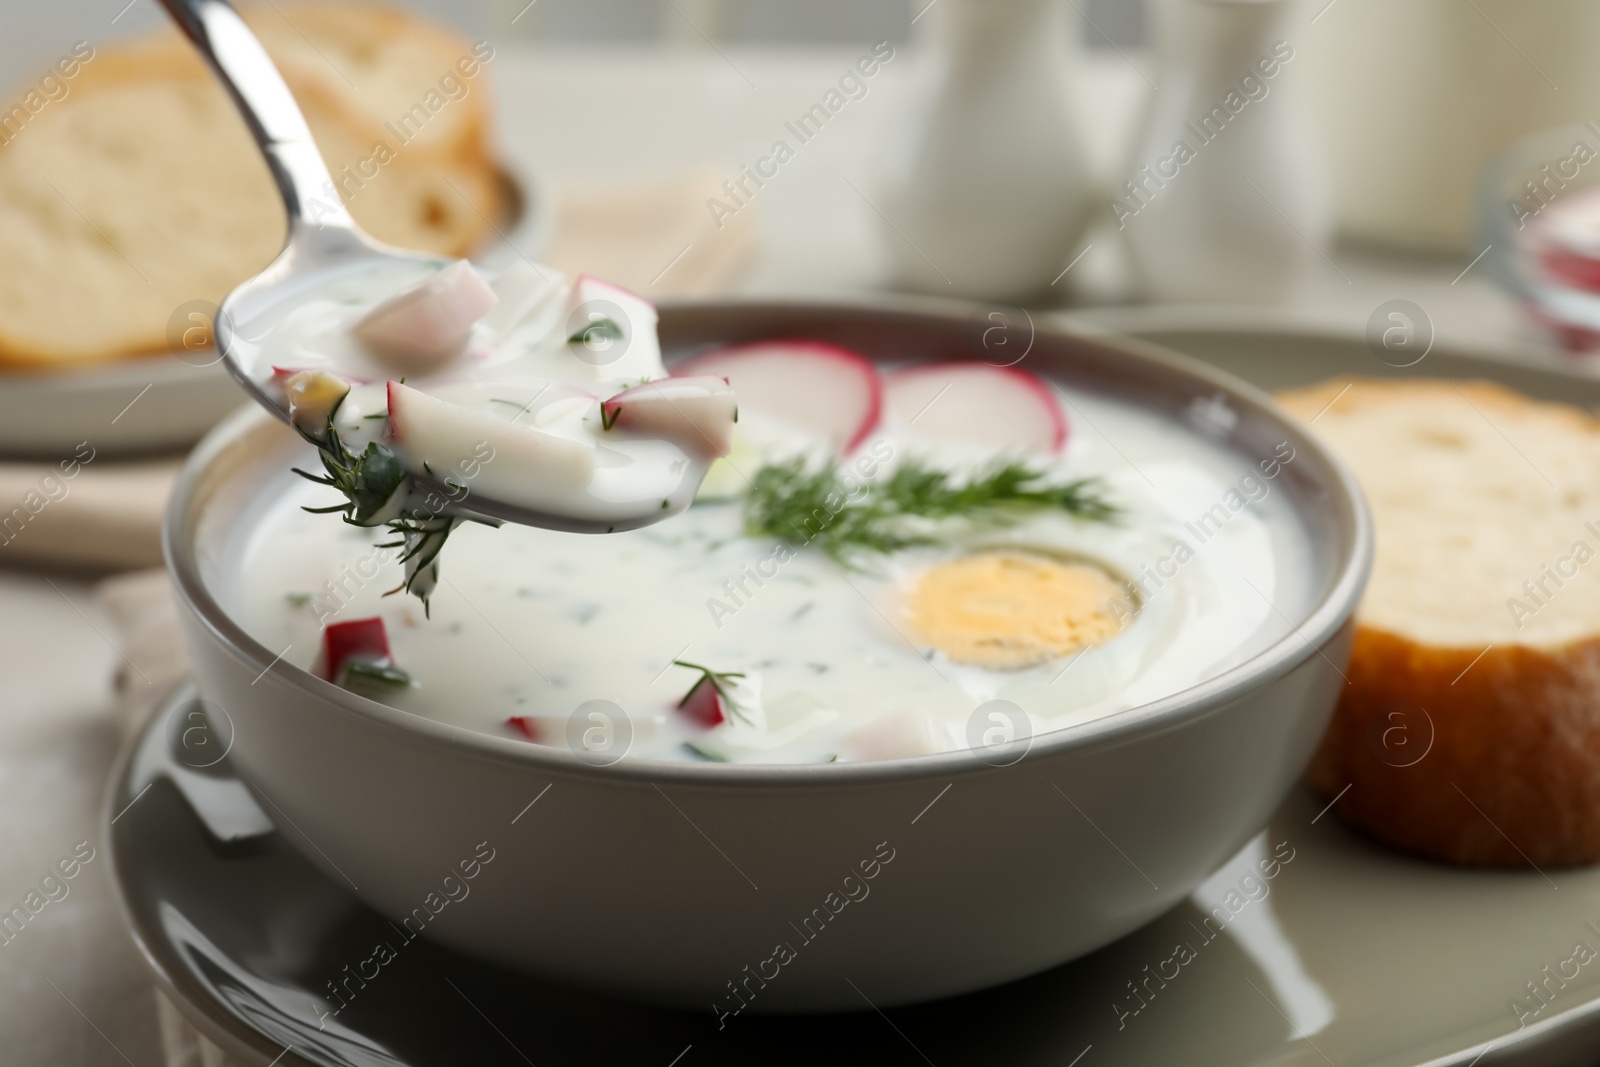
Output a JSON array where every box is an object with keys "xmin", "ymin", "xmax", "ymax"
[{"xmin": 108, "ymin": 684, "xmax": 1600, "ymax": 1066}]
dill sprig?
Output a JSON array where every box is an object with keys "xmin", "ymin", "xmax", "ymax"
[
  {"xmin": 290, "ymin": 396, "xmax": 458, "ymax": 612},
  {"xmin": 673, "ymin": 659, "xmax": 754, "ymax": 725},
  {"xmin": 743, "ymin": 456, "xmax": 1116, "ymax": 564}
]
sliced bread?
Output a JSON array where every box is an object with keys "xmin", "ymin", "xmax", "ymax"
[
  {"xmin": 1278, "ymin": 378, "xmax": 1600, "ymax": 867},
  {"xmin": 242, "ymin": 3, "xmax": 495, "ymax": 168},
  {"xmin": 0, "ymin": 80, "xmax": 282, "ymax": 367},
  {"xmin": 73, "ymin": 5, "xmax": 495, "ymax": 168},
  {"xmin": 0, "ymin": 6, "xmax": 505, "ymax": 369}
]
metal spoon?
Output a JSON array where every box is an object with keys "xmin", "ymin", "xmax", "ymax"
[{"xmin": 156, "ymin": 0, "xmax": 670, "ymax": 535}]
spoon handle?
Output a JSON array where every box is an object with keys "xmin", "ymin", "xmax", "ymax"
[{"xmin": 157, "ymin": 0, "xmax": 356, "ymax": 234}]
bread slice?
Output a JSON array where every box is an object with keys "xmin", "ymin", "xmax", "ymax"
[
  {"xmin": 73, "ymin": 5, "xmax": 494, "ymax": 168},
  {"xmin": 0, "ymin": 8, "xmax": 504, "ymax": 369},
  {"xmin": 242, "ymin": 4, "xmax": 494, "ymax": 168},
  {"xmin": 0, "ymin": 80, "xmax": 282, "ymax": 368},
  {"xmin": 1278, "ymin": 378, "xmax": 1600, "ymax": 867}
]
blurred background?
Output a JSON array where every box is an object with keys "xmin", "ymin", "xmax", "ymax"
[
  {"xmin": 9, "ymin": 0, "xmax": 1595, "ymax": 345},
  {"xmin": 4, "ymin": 0, "xmax": 1145, "ymax": 51},
  {"xmin": 5, "ymin": 2, "xmax": 1600, "ymax": 1062}
]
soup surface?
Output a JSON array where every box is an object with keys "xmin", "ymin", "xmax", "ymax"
[{"xmin": 226, "ymin": 360, "xmax": 1317, "ymax": 764}]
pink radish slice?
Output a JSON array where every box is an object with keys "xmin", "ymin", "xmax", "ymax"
[
  {"xmin": 601, "ymin": 375, "xmax": 737, "ymax": 458},
  {"xmin": 883, "ymin": 362, "xmax": 1066, "ymax": 453},
  {"xmin": 387, "ymin": 380, "xmax": 592, "ymax": 492},
  {"xmin": 674, "ymin": 341, "xmax": 881, "ymax": 452},
  {"xmin": 353, "ymin": 261, "xmax": 498, "ymax": 373}
]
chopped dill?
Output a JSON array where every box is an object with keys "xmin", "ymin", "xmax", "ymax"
[
  {"xmin": 672, "ymin": 659, "xmax": 753, "ymax": 726},
  {"xmin": 290, "ymin": 395, "xmax": 459, "ymax": 613},
  {"xmin": 568, "ymin": 316, "xmax": 623, "ymax": 347},
  {"xmin": 742, "ymin": 456, "xmax": 1116, "ymax": 564},
  {"xmin": 342, "ymin": 659, "xmax": 412, "ymax": 688}
]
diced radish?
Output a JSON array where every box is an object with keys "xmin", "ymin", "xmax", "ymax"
[
  {"xmin": 506, "ymin": 716, "xmax": 543, "ymax": 741},
  {"xmin": 674, "ymin": 341, "xmax": 881, "ymax": 453},
  {"xmin": 565, "ymin": 275, "xmax": 663, "ymax": 383},
  {"xmin": 387, "ymin": 380, "xmax": 592, "ymax": 493},
  {"xmin": 601, "ymin": 375, "xmax": 737, "ymax": 458},
  {"xmin": 353, "ymin": 261, "xmax": 498, "ymax": 373},
  {"xmin": 673, "ymin": 662, "xmax": 761, "ymax": 729},
  {"xmin": 679, "ymin": 680, "xmax": 726, "ymax": 728},
  {"xmin": 321, "ymin": 617, "xmax": 391, "ymax": 683},
  {"xmin": 883, "ymin": 362, "xmax": 1066, "ymax": 453},
  {"xmin": 282, "ymin": 369, "xmax": 350, "ymax": 437}
]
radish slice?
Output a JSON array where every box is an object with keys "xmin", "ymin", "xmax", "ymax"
[
  {"xmin": 601, "ymin": 375, "xmax": 737, "ymax": 458},
  {"xmin": 674, "ymin": 341, "xmax": 881, "ymax": 452},
  {"xmin": 387, "ymin": 380, "xmax": 592, "ymax": 498},
  {"xmin": 353, "ymin": 261, "xmax": 498, "ymax": 373},
  {"xmin": 321, "ymin": 617, "xmax": 391, "ymax": 683},
  {"xmin": 565, "ymin": 275, "xmax": 663, "ymax": 384},
  {"xmin": 883, "ymin": 362, "xmax": 1066, "ymax": 453}
]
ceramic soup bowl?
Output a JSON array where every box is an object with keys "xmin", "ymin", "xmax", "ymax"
[{"xmin": 164, "ymin": 299, "xmax": 1371, "ymax": 1012}]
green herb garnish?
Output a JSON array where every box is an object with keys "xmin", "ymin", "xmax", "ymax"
[
  {"xmin": 568, "ymin": 316, "xmax": 623, "ymax": 348},
  {"xmin": 341, "ymin": 659, "xmax": 413, "ymax": 688},
  {"xmin": 673, "ymin": 659, "xmax": 754, "ymax": 726},
  {"xmin": 291, "ymin": 396, "xmax": 460, "ymax": 613},
  {"xmin": 742, "ymin": 457, "xmax": 1116, "ymax": 564}
]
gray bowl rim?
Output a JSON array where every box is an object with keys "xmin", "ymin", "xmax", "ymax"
[{"xmin": 163, "ymin": 295, "xmax": 1374, "ymax": 788}]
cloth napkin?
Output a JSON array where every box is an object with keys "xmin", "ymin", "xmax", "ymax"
[{"xmin": 0, "ymin": 169, "xmax": 758, "ymax": 574}]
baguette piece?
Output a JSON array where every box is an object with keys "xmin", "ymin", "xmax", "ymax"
[
  {"xmin": 0, "ymin": 6, "xmax": 504, "ymax": 369},
  {"xmin": 1278, "ymin": 378, "xmax": 1600, "ymax": 867}
]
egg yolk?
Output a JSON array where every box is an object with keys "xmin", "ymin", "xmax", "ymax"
[{"xmin": 905, "ymin": 550, "xmax": 1133, "ymax": 669}]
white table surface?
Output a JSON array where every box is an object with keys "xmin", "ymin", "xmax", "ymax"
[{"xmin": 0, "ymin": 44, "xmax": 1569, "ymax": 1064}]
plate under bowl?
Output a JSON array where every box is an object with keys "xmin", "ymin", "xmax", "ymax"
[{"xmin": 109, "ymin": 680, "xmax": 1600, "ymax": 1067}]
